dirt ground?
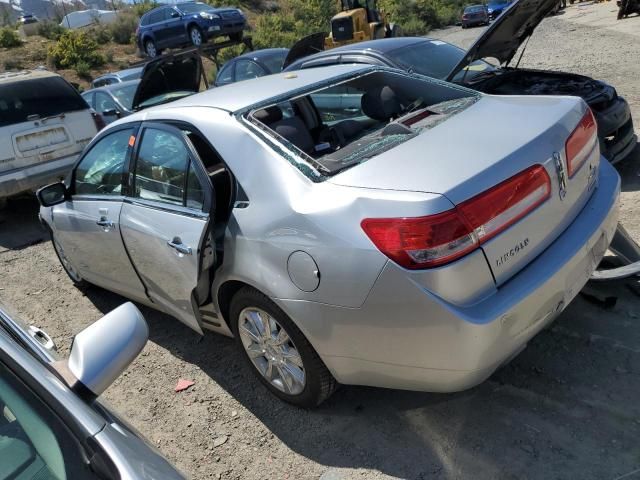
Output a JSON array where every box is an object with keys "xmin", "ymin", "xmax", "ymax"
[{"xmin": 2, "ymin": 3, "xmax": 640, "ymax": 479}]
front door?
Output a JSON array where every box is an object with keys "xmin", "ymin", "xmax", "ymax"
[
  {"xmin": 51, "ymin": 125, "xmax": 147, "ymax": 301},
  {"xmin": 120, "ymin": 124, "xmax": 213, "ymax": 334}
]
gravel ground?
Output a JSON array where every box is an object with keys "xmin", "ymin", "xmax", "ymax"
[{"xmin": 2, "ymin": 4, "xmax": 640, "ymax": 479}]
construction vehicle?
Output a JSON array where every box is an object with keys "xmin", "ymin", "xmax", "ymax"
[{"xmin": 325, "ymin": 0, "xmax": 401, "ymax": 49}]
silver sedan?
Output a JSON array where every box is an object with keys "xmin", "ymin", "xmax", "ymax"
[{"xmin": 38, "ymin": 65, "xmax": 620, "ymax": 406}]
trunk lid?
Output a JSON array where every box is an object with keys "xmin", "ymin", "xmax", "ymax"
[
  {"xmin": 131, "ymin": 50, "xmax": 204, "ymax": 111},
  {"xmin": 446, "ymin": 0, "xmax": 560, "ymax": 82},
  {"xmin": 330, "ymin": 95, "xmax": 600, "ymax": 284}
]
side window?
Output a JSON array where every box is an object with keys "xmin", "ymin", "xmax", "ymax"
[
  {"xmin": 216, "ymin": 63, "xmax": 234, "ymax": 85},
  {"xmin": 235, "ymin": 60, "xmax": 266, "ymax": 82},
  {"xmin": 81, "ymin": 92, "xmax": 94, "ymax": 109},
  {"xmin": 147, "ymin": 9, "xmax": 163, "ymax": 24},
  {"xmin": 74, "ymin": 128, "xmax": 133, "ymax": 195},
  {"xmin": 95, "ymin": 92, "xmax": 117, "ymax": 114},
  {"xmin": 186, "ymin": 161, "xmax": 204, "ymax": 210},
  {"xmin": 0, "ymin": 362, "xmax": 98, "ymax": 479},
  {"xmin": 134, "ymin": 128, "xmax": 189, "ymax": 206},
  {"xmin": 310, "ymin": 84, "xmax": 366, "ymax": 122}
]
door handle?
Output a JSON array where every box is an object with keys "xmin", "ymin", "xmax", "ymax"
[
  {"xmin": 344, "ymin": 107, "xmax": 359, "ymax": 113},
  {"xmin": 96, "ymin": 219, "xmax": 115, "ymax": 229},
  {"xmin": 167, "ymin": 239, "xmax": 192, "ymax": 255}
]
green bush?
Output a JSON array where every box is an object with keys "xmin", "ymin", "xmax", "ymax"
[
  {"xmin": 4, "ymin": 57, "xmax": 23, "ymax": 70},
  {"xmin": 0, "ymin": 26, "xmax": 21, "ymax": 48},
  {"xmin": 132, "ymin": 0, "xmax": 159, "ymax": 17},
  {"xmin": 109, "ymin": 13, "xmax": 138, "ymax": 44},
  {"xmin": 74, "ymin": 60, "xmax": 92, "ymax": 79},
  {"xmin": 37, "ymin": 21, "xmax": 66, "ymax": 40},
  {"xmin": 89, "ymin": 24, "xmax": 112, "ymax": 44},
  {"xmin": 48, "ymin": 30, "xmax": 105, "ymax": 70}
]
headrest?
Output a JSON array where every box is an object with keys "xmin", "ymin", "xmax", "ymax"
[
  {"xmin": 253, "ymin": 105, "xmax": 283, "ymax": 124},
  {"xmin": 361, "ymin": 86, "xmax": 401, "ymax": 121}
]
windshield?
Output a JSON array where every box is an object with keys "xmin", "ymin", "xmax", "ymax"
[
  {"xmin": 177, "ymin": 2, "xmax": 211, "ymax": 13},
  {"xmin": 249, "ymin": 70, "xmax": 478, "ymax": 179},
  {"xmin": 386, "ymin": 40, "xmax": 497, "ymax": 81},
  {"xmin": 110, "ymin": 83, "xmax": 137, "ymax": 110},
  {"xmin": 465, "ymin": 5, "xmax": 486, "ymax": 12}
]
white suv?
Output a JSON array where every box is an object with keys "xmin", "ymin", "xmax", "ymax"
[{"xmin": 0, "ymin": 70, "xmax": 100, "ymax": 204}]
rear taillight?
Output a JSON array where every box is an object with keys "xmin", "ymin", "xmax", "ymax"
[
  {"xmin": 361, "ymin": 165, "xmax": 551, "ymax": 269},
  {"xmin": 91, "ymin": 111, "xmax": 106, "ymax": 131},
  {"xmin": 565, "ymin": 109, "xmax": 597, "ymax": 177}
]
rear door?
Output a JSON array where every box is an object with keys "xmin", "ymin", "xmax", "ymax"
[
  {"xmin": 50, "ymin": 125, "xmax": 147, "ymax": 299},
  {"xmin": 120, "ymin": 123, "xmax": 214, "ymax": 334}
]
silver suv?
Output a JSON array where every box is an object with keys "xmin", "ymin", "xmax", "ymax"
[{"xmin": 0, "ymin": 70, "xmax": 99, "ymax": 205}]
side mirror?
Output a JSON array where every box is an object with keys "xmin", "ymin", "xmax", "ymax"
[
  {"xmin": 67, "ymin": 303, "xmax": 148, "ymax": 397},
  {"xmin": 102, "ymin": 108, "xmax": 121, "ymax": 117},
  {"xmin": 170, "ymin": 10, "xmax": 180, "ymax": 18},
  {"xmin": 36, "ymin": 182, "xmax": 67, "ymax": 207}
]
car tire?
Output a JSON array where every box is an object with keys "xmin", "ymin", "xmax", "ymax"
[
  {"xmin": 229, "ymin": 31, "xmax": 243, "ymax": 42},
  {"xmin": 230, "ymin": 287, "xmax": 337, "ymax": 407},
  {"xmin": 144, "ymin": 39, "xmax": 158, "ymax": 58},
  {"xmin": 190, "ymin": 26, "xmax": 204, "ymax": 47},
  {"xmin": 51, "ymin": 233, "xmax": 88, "ymax": 288}
]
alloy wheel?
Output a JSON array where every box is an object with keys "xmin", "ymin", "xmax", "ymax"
[
  {"xmin": 145, "ymin": 40, "xmax": 157, "ymax": 58},
  {"xmin": 190, "ymin": 28, "xmax": 202, "ymax": 46},
  {"xmin": 238, "ymin": 307, "xmax": 306, "ymax": 395}
]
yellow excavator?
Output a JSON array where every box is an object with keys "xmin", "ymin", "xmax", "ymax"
[{"xmin": 325, "ymin": 0, "xmax": 402, "ymax": 49}]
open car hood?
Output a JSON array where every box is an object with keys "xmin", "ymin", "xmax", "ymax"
[
  {"xmin": 132, "ymin": 50, "xmax": 204, "ymax": 111},
  {"xmin": 282, "ymin": 32, "xmax": 328, "ymax": 70},
  {"xmin": 446, "ymin": 0, "xmax": 560, "ymax": 82}
]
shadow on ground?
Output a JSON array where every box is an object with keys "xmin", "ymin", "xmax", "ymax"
[{"xmin": 0, "ymin": 195, "xmax": 47, "ymax": 252}]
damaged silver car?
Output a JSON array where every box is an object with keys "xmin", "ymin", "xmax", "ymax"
[{"xmin": 38, "ymin": 65, "xmax": 619, "ymax": 406}]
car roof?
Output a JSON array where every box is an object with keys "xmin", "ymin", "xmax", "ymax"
[
  {"xmin": 0, "ymin": 69, "xmax": 59, "ymax": 85},
  {"xmin": 159, "ymin": 64, "xmax": 372, "ymax": 113},
  {"xmin": 236, "ymin": 48, "xmax": 289, "ymax": 61},
  {"xmin": 323, "ymin": 37, "xmax": 433, "ymax": 55},
  {"xmin": 84, "ymin": 79, "xmax": 140, "ymax": 94}
]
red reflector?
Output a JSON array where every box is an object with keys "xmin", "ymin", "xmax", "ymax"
[
  {"xmin": 361, "ymin": 165, "xmax": 551, "ymax": 269},
  {"xmin": 565, "ymin": 109, "xmax": 597, "ymax": 177}
]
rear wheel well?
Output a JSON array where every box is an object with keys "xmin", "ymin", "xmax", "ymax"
[{"xmin": 217, "ymin": 280, "xmax": 251, "ymax": 329}]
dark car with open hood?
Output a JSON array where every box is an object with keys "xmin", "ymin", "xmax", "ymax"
[
  {"xmin": 284, "ymin": 0, "xmax": 636, "ymax": 165},
  {"xmin": 83, "ymin": 50, "xmax": 206, "ymax": 127}
]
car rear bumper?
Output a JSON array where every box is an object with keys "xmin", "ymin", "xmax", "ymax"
[
  {"xmin": 278, "ymin": 159, "xmax": 620, "ymax": 392},
  {"xmin": 595, "ymin": 97, "xmax": 636, "ymax": 164},
  {"xmin": 0, "ymin": 154, "xmax": 77, "ymax": 198}
]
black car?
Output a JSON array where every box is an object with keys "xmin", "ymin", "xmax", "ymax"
[
  {"xmin": 136, "ymin": 1, "xmax": 246, "ymax": 58},
  {"xmin": 285, "ymin": 0, "xmax": 636, "ymax": 165},
  {"xmin": 214, "ymin": 48, "xmax": 289, "ymax": 86}
]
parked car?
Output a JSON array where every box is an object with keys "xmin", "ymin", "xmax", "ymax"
[
  {"xmin": 18, "ymin": 13, "xmax": 38, "ymax": 24},
  {"xmin": 136, "ymin": 1, "xmax": 246, "ymax": 58},
  {"xmin": 0, "ymin": 301, "xmax": 185, "ymax": 478},
  {"xmin": 60, "ymin": 9, "xmax": 118, "ymax": 29},
  {"xmin": 91, "ymin": 66, "xmax": 144, "ymax": 89},
  {"xmin": 285, "ymin": 0, "xmax": 637, "ymax": 165},
  {"xmin": 214, "ymin": 48, "xmax": 289, "ymax": 86},
  {"xmin": 38, "ymin": 63, "xmax": 620, "ymax": 406},
  {"xmin": 461, "ymin": 4, "xmax": 490, "ymax": 28},
  {"xmin": 487, "ymin": 0, "xmax": 513, "ymax": 19},
  {"xmin": 0, "ymin": 70, "xmax": 100, "ymax": 207},
  {"xmin": 83, "ymin": 50, "xmax": 206, "ymax": 125}
]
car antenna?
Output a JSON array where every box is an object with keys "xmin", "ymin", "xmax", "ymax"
[{"xmin": 513, "ymin": 34, "xmax": 531, "ymax": 70}]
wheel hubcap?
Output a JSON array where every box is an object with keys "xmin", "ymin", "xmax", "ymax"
[
  {"xmin": 191, "ymin": 29, "xmax": 201, "ymax": 45},
  {"xmin": 54, "ymin": 238, "xmax": 81, "ymax": 282},
  {"xmin": 238, "ymin": 307, "xmax": 306, "ymax": 395},
  {"xmin": 146, "ymin": 42, "xmax": 156, "ymax": 57}
]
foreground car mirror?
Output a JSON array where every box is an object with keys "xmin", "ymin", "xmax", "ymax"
[
  {"xmin": 36, "ymin": 182, "xmax": 67, "ymax": 207},
  {"xmin": 65, "ymin": 303, "xmax": 148, "ymax": 397}
]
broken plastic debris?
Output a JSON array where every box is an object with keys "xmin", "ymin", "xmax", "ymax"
[{"xmin": 175, "ymin": 379, "xmax": 195, "ymax": 392}]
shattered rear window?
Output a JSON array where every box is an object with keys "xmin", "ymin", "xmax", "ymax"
[{"xmin": 246, "ymin": 70, "xmax": 478, "ymax": 180}]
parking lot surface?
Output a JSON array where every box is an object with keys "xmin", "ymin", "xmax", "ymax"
[{"xmin": 1, "ymin": 3, "xmax": 640, "ymax": 479}]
